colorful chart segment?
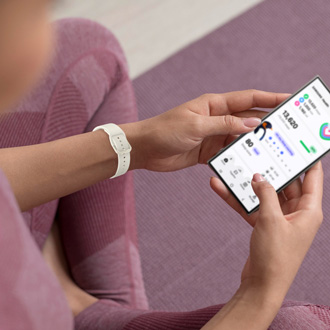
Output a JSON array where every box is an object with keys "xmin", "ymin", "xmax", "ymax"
[{"xmin": 320, "ymin": 123, "xmax": 330, "ymax": 140}]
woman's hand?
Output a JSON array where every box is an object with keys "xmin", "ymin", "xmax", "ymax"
[
  {"xmin": 123, "ymin": 90, "xmax": 290, "ymax": 172},
  {"xmin": 204, "ymin": 162, "xmax": 324, "ymax": 329},
  {"xmin": 241, "ymin": 163, "xmax": 323, "ymax": 299}
]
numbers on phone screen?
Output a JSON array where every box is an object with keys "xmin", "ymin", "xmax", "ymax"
[
  {"xmin": 282, "ymin": 110, "xmax": 298, "ymax": 129},
  {"xmin": 245, "ymin": 139, "xmax": 254, "ymax": 147}
]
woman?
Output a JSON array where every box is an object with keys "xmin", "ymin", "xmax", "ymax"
[{"xmin": 0, "ymin": 0, "xmax": 328, "ymax": 329}]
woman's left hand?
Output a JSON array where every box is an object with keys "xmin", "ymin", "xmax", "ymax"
[{"xmin": 124, "ymin": 90, "xmax": 290, "ymax": 172}]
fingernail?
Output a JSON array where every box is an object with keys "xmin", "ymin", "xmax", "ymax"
[
  {"xmin": 253, "ymin": 173, "xmax": 265, "ymax": 182},
  {"xmin": 243, "ymin": 117, "xmax": 261, "ymax": 128}
]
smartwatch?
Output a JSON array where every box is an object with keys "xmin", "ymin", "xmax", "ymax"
[{"xmin": 93, "ymin": 123, "xmax": 132, "ymax": 179}]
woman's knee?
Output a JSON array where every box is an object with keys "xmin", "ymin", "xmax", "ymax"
[
  {"xmin": 53, "ymin": 17, "xmax": 129, "ymax": 77},
  {"xmin": 41, "ymin": 18, "xmax": 134, "ymax": 141}
]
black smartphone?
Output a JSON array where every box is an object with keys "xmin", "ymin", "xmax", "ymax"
[{"xmin": 208, "ymin": 76, "xmax": 330, "ymax": 214}]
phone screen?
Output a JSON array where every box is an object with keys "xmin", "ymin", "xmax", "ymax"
[{"xmin": 208, "ymin": 76, "xmax": 330, "ymax": 214}]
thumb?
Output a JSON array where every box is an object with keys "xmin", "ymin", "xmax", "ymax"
[
  {"xmin": 251, "ymin": 173, "xmax": 282, "ymax": 217},
  {"xmin": 203, "ymin": 115, "xmax": 261, "ymax": 136}
]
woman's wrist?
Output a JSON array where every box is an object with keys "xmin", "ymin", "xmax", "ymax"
[
  {"xmin": 120, "ymin": 121, "xmax": 148, "ymax": 171},
  {"xmin": 235, "ymin": 279, "xmax": 284, "ymax": 312},
  {"xmin": 202, "ymin": 281, "xmax": 283, "ymax": 330},
  {"xmin": 225, "ymin": 283, "xmax": 283, "ymax": 329}
]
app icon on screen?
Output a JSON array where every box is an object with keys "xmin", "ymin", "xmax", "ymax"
[{"xmin": 254, "ymin": 121, "xmax": 273, "ymax": 141}]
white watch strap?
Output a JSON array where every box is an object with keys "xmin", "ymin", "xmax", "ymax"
[{"xmin": 93, "ymin": 123, "xmax": 132, "ymax": 179}]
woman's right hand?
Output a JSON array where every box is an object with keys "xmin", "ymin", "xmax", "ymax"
[
  {"xmin": 204, "ymin": 162, "xmax": 324, "ymax": 329},
  {"xmin": 240, "ymin": 162, "xmax": 323, "ymax": 302}
]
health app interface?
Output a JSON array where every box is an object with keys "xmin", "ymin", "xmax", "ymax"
[{"xmin": 209, "ymin": 77, "xmax": 330, "ymax": 213}]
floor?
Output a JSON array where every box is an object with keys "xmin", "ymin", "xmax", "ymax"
[{"xmin": 52, "ymin": 0, "xmax": 263, "ymax": 79}]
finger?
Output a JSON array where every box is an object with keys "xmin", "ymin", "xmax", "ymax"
[
  {"xmin": 301, "ymin": 161, "xmax": 324, "ymax": 208},
  {"xmin": 251, "ymin": 173, "xmax": 282, "ymax": 219},
  {"xmin": 210, "ymin": 177, "xmax": 257, "ymax": 226},
  {"xmin": 203, "ymin": 114, "xmax": 261, "ymax": 136},
  {"xmin": 224, "ymin": 90, "xmax": 290, "ymax": 113},
  {"xmin": 211, "ymin": 90, "xmax": 290, "ymax": 114},
  {"xmin": 234, "ymin": 109, "xmax": 269, "ymax": 120},
  {"xmin": 283, "ymin": 177, "xmax": 302, "ymax": 200}
]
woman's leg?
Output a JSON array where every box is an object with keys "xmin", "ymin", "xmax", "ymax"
[
  {"xmin": 0, "ymin": 171, "xmax": 73, "ymax": 330},
  {"xmin": 43, "ymin": 222, "xmax": 99, "ymax": 317},
  {"xmin": 0, "ymin": 15, "xmax": 148, "ymax": 318},
  {"xmin": 49, "ymin": 18, "xmax": 148, "ymax": 310},
  {"xmin": 74, "ymin": 298, "xmax": 330, "ymax": 330}
]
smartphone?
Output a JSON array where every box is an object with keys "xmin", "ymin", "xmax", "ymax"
[{"xmin": 208, "ymin": 76, "xmax": 330, "ymax": 214}]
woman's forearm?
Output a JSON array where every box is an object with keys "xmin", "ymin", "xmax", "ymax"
[
  {"xmin": 0, "ymin": 91, "xmax": 288, "ymax": 212},
  {"xmin": 201, "ymin": 282, "xmax": 283, "ymax": 330},
  {"xmin": 0, "ymin": 122, "xmax": 143, "ymax": 211}
]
